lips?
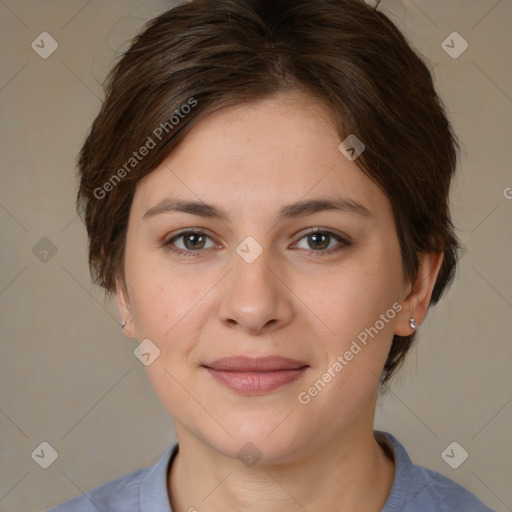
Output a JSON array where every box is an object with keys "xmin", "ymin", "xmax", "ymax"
[
  {"xmin": 202, "ymin": 356, "xmax": 309, "ymax": 394},
  {"xmin": 204, "ymin": 356, "xmax": 309, "ymax": 372}
]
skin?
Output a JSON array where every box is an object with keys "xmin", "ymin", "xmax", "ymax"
[{"xmin": 117, "ymin": 91, "xmax": 443, "ymax": 511}]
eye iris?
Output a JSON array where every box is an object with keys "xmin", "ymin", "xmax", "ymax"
[
  {"xmin": 309, "ymin": 232, "xmax": 329, "ymax": 250},
  {"xmin": 184, "ymin": 233, "xmax": 206, "ymax": 250}
]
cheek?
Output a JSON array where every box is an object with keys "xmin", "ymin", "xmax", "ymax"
[
  {"xmin": 127, "ymin": 254, "xmax": 215, "ymax": 349},
  {"xmin": 301, "ymin": 246, "xmax": 403, "ymax": 409},
  {"xmin": 125, "ymin": 259, "xmax": 213, "ymax": 412},
  {"xmin": 297, "ymin": 270, "xmax": 401, "ymax": 420},
  {"xmin": 310, "ymin": 247, "xmax": 402, "ymax": 345}
]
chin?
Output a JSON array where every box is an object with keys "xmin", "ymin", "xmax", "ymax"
[{"xmin": 204, "ymin": 411, "xmax": 314, "ymax": 464}]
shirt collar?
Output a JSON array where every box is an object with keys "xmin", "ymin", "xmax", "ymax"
[
  {"xmin": 140, "ymin": 443, "xmax": 179, "ymax": 512},
  {"xmin": 139, "ymin": 431, "xmax": 410, "ymax": 512}
]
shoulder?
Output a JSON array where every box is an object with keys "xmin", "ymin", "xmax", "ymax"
[
  {"xmin": 376, "ymin": 431, "xmax": 495, "ymax": 512},
  {"xmin": 46, "ymin": 444, "xmax": 177, "ymax": 512},
  {"xmin": 46, "ymin": 467, "xmax": 148, "ymax": 511},
  {"xmin": 404, "ymin": 464, "xmax": 495, "ymax": 512}
]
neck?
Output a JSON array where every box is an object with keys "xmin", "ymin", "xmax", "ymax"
[{"xmin": 168, "ymin": 423, "xmax": 395, "ymax": 512}]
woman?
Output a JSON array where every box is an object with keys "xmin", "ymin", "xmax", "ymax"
[{"xmin": 48, "ymin": 0, "xmax": 494, "ymax": 510}]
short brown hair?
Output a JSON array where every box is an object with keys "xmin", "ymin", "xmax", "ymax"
[{"xmin": 77, "ymin": 0, "xmax": 461, "ymax": 387}]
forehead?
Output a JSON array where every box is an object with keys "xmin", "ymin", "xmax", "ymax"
[{"xmin": 131, "ymin": 92, "xmax": 390, "ymax": 221}]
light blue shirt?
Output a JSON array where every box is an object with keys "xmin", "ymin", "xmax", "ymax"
[{"xmin": 46, "ymin": 430, "xmax": 494, "ymax": 511}]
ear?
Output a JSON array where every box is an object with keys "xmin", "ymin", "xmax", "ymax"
[
  {"xmin": 115, "ymin": 278, "xmax": 136, "ymax": 338},
  {"xmin": 394, "ymin": 251, "xmax": 444, "ymax": 336}
]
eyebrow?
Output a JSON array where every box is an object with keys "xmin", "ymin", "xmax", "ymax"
[{"xmin": 142, "ymin": 196, "xmax": 372, "ymax": 222}]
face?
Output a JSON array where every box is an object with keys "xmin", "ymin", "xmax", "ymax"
[{"xmin": 117, "ymin": 91, "xmax": 414, "ymax": 463}]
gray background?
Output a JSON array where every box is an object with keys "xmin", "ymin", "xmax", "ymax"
[{"xmin": 0, "ymin": 1, "xmax": 511, "ymax": 511}]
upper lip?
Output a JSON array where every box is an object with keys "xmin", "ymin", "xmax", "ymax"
[{"xmin": 203, "ymin": 356, "xmax": 309, "ymax": 372}]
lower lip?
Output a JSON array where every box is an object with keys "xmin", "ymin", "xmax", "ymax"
[{"xmin": 204, "ymin": 368, "xmax": 307, "ymax": 394}]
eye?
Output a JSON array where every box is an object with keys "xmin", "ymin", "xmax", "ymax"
[
  {"xmin": 164, "ymin": 228, "xmax": 351, "ymax": 258},
  {"xmin": 164, "ymin": 229, "xmax": 218, "ymax": 257},
  {"xmin": 293, "ymin": 229, "xmax": 351, "ymax": 253}
]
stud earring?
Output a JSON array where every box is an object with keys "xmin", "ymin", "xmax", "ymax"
[
  {"xmin": 409, "ymin": 317, "xmax": 416, "ymax": 330},
  {"xmin": 121, "ymin": 320, "xmax": 127, "ymax": 329}
]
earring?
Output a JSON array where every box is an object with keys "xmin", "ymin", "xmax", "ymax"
[
  {"xmin": 121, "ymin": 320, "xmax": 127, "ymax": 329},
  {"xmin": 409, "ymin": 317, "xmax": 416, "ymax": 330}
]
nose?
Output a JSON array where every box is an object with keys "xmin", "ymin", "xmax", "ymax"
[{"xmin": 217, "ymin": 247, "xmax": 295, "ymax": 335}]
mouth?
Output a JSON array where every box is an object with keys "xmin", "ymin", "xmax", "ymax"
[{"xmin": 202, "ymin": 356, "xmax": 309, "ymax": 394}]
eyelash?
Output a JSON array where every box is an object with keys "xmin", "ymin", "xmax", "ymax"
[{"xmin": 163, "ymin": 228, "xmax": 351, "ymax": 258}]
